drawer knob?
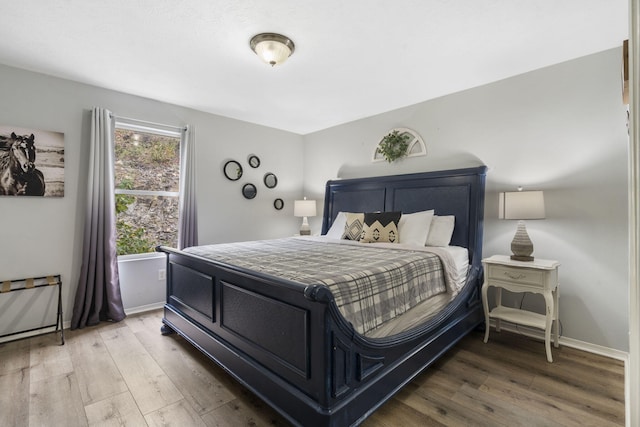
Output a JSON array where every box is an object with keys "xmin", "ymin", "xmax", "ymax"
[{"xmin": 504, "ymin": 271, "xmax": 526, "ymax": 280}]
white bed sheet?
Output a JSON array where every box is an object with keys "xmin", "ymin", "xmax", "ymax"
[{"xmin": 437, "ymin": 245, "xmax": 469, "ymax": 291}]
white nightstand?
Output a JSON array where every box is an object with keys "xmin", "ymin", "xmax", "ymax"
[{"xmin": 481, "ymin": 255, "xmax": 560, "ymax": 362}]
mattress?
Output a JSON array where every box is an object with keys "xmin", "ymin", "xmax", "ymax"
[{"xmin": 184, "ymin": 237, "xmax": 466, "ymax": 336}]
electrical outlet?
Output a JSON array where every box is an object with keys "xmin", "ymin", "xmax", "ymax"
[{"xmin": 158, "ymin": 269, "xmax": 166, "ymax": 281}]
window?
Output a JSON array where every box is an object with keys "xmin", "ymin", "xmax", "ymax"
[{"xmin": 114, "ymin": 121, "xmax": 181, "ymax": 256}]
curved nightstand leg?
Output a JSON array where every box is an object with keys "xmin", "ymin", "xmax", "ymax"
[
  {"xmin": 495, "ymin": 288, "xmax": 502, "ymax": 332},
  {"xmin": 553, "ymin": 286, "xmax": 560, "ymax": 348},
  {"xmin": 482, "ymin": 281, "xmax": 490, "ymax": 343},
  {"xmin": 544, "ymin": 291, "xmax": 554, "ymax": 362}
]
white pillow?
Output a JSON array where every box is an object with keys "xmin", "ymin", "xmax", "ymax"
[
  {"xmin": 426, "ymin": 215, "xmax": 455, "ymax": 247},
  {"xmin": 325, "ymin": 212, "xmax": 347, "ymax": 239},
  {"xmin": 398, "ymin": 210, "xmax": 434, "ymax": 246}
]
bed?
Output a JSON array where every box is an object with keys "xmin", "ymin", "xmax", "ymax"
[{"xmin": 157, "ymin": 165, "xmax": 487, "ymax": 426}]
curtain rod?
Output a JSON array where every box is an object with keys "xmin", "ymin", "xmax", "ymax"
[{"xmin": 109, "ymin": 113, "xmax": 187, "ymax": 132}]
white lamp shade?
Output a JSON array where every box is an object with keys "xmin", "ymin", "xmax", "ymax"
[
  {"xmin": 294, "ymin": 199, "xmax": 317, "ymax": 217},
  {"xmin": 499, "ymin": 191, "xmax": 545, "ymax": 220}
]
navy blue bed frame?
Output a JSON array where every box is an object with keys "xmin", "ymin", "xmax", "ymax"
[{"xmin": 158, "ymin": 166, "xmax": 487, "ymax": 426}]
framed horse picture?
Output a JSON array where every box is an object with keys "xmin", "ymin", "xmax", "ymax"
[{"xmin": 0, "ymin": 125, "xmax": 64, "ymax": 197}]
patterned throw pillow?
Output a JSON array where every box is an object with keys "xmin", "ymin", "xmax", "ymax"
[
  {"xmin": 342, "ymin": 213, "xmax": 365, "ymax": 240},
  {"xmin": 360, "ymin": 212, "xmax": 402, "ymax": 243}
]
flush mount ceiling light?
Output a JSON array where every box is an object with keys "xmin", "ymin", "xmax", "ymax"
[{"xmin": 250, "ymin": 33, "xmax": 295, "ymax": 67}]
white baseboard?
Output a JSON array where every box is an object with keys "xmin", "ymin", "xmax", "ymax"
[
  {"xmin": 0, "ymin": 323, "xmax": 68, "ymax": 344},
  {"xmin": 0, "ymin": 303, "xmax": 164, "ymax": 345},
  {"xmin": 124, "ymin": 302, "xmax": 164, "ymax": 316},
  {"xmin": 487, "ymin": 319, "xmax": 629, "ymax": 362}
]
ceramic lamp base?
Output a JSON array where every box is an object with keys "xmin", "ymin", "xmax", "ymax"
[
  {"xmin": 299, "ymin": 216, "xmax": 311, "ymax": 236},
  {"xmin": 510, "ymin": 220, "xmax": 535, "ymax": 261}
]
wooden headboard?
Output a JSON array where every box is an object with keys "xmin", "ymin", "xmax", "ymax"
[{"xmin": 321, "ymin": 166, "xmax": 487, "ymax": 266}]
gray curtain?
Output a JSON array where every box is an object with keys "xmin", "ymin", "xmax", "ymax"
[
  {"xmin": 71, "ymin": 107, "xmax": 125, "ymax": 329},
  {"xmin": 178, "ymin": 125, "xmax": 198, "ymax": 249}
]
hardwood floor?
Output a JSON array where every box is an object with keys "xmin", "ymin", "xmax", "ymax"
[{"xmin": 0, "ymin": 309, "xmax": 624, "ymax": 426}]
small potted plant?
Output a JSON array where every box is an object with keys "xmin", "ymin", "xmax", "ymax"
[{"xmin": 377, "ymin": 130, "xmax": 410, "ymax": 163}]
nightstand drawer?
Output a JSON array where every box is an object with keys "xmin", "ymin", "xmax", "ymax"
[{"xmin": 487, "ymin": 265, "xmax": 544, "ymax": 286}]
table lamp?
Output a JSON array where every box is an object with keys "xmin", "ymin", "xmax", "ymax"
[
  {"xmin": 499, "ymin": 189, "xmax": 545, "ymax": 261},
  {"xmin": 294, "ymin": 197, "xmax": 316, "ymax": 236}
]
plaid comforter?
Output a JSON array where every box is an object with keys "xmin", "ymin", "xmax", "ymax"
[{"xmin": 185, "ymin": 237, "xmax": 448, "ymax": 335}]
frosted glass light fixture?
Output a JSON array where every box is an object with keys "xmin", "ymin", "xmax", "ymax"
[
  {"xmin": 250, "ymin": 33, "xmax": 295, "ymax": 67},
  {"xmin": 499, "ymin": 189, "xmax": 545, "ymax": 261},
  {"xmin": 294, "ymin": 197, "xmax": 316, "ymax": 235}
]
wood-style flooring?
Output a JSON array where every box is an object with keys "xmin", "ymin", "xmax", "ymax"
[{"xmin": 0, "ymin": 309, "xmax": 624, "ymax": 426}]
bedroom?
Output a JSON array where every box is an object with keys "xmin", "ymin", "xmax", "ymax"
[{"xmin": 0, "ymin": 1, "xmax": 636, "ymax": 426}]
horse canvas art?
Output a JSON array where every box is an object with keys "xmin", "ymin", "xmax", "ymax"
[
  {"xmin": 0, "ymin": 133, "xmax": 45, "ymax": 195},
  {"xmin": 0, "ymin": 126, "xmax": 65, "ymax": 197}
]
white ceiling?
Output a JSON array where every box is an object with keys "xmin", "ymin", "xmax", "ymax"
[{"xmin": 0, "ymin": 1, "xmax": 629, "ymax": 135}]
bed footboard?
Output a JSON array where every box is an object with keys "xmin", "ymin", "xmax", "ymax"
[{"xmin": 158, "ymin": 246, "xmax": 483, "ymax": 427}]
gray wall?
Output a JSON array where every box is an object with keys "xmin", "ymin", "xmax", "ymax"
[
  {"xmin": 0, "ymin": 47, "xmax": 630, "ymax": 351},
  {"xmin": 0, "ymin": 64, "xmax": 304, "ymax": 332},
  {"xmin": 303, "ymin": 48, "xmax": 630, "ymax": 351}
]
